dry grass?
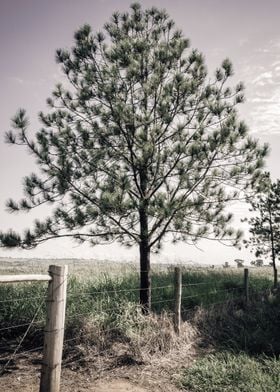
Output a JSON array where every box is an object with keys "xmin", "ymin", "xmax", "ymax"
[{"xmin": 63, "ymin": 307, "xmax": 198, "ymax": 370}]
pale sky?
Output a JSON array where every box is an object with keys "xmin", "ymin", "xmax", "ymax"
[{"xmin": 0, "ymin": 0, "xmax": 280, "ymax": 264}]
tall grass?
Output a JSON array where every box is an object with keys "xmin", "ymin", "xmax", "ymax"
[
  {"xmin": 0, "ymin": 267, "xmax": 272, "ymax": 330},
  {"xmin": 0, "ymin": 267, "xmax": 273, "ymax": 329}
]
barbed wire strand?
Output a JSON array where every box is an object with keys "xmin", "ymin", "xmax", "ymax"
[
  {"xmin": 0, "ymin": 293, "xmax": 47, "ymax": 304},
  {"xmin": 181, "ymin": 287, "xmax": 240, "ymax": 300},
  {"xmin": 21, "ymin": 289, "xmax": 242, "ymax": 327},
  {"xmin": 0, "ymin": 345, "xmax": 44, "ymax": 361},
  {"xmin": 62, "ymin": 349, "xmax": 116, "ymax": 369},
  {"xmin": 63, "ymin": 324, "xmax": 132, "ymax": 346},
  {"xmin": 182, "ymin": 282, "xmax": 212, "ymax": 287},
  {"xmin": 67, "ymin": 284, "xmax": 174, "ymax": 298},
  {"xmin": 0, "ymin": 288, "xmax": 244, "ymax": 335},
  {"xmin": 62, "ymin": 289, "xmax": 243, "ymax": 321},
  {"xmin": 0, "ymin": 299, "xmax": 45, "ymax": 375},
  {"xmin": 181, "ymin": 295, "xmax": 244, "ymax": 314},
  {"xmin": 151, "ymin": 298, "xmax": 175, "ymax": 305},
  {"xmin": 62, "ymin": 324, "xmax": 139, "ymax": 367},
  {"xmin": 0, "ymin": 319, "xmax": 45, "ymax": 333},
  {"xmin": 64, "ymin": 307, "xmax": 143, "ymax": 323},
  {"xmin": 0, "ymin": 277, "xmax": 266, "ymax": 373}
]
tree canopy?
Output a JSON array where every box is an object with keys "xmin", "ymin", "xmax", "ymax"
[
  {"xmin": 0, "ymin": 3, "xmax": 268, "ymax": 308},
  {"xmin": 244, "ymin": 175, "xmax": 280, "ymax": 286}
]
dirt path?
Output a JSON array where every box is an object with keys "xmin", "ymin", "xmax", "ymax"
[
  {"xmin": 0, "ymin": 367, "xmax": 182, "ymax": 392},
  {"xmin": 0, "ymin": 376, "xmax": 148, "ymax": 392},
  {"xmin": 0, "ymin": 374, "xmax": 178, "ymax": 392},
  {"xmin": 92, "ymin": 379, "xmax": 148, "ymax": 391}
]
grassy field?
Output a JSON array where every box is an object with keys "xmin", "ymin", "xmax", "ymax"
[
  {"xmin": 0, "ymin": 258, "xmax": 279, "ymax": 391},
  {"xmin": 0, "ymin": 259, "xmax": 273, "ymax": 332}
]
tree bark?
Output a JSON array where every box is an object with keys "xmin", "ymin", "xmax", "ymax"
[
  {"xmin": 139, "ymin": 237, "xmax": 151, "ymax": 313},
  {"xmin": 269, "ymin": 205, "xmax": 278, "ymax": 288},
  {"xmin": 139, "ymin": 199, "xmax": 151, "ymax": 313}
]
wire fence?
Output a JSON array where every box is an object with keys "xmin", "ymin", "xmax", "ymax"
[{"xmin": 0, "ymin": 264, "xmax": 275, "ymax": 390}]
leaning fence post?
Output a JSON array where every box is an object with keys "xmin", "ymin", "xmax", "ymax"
[
  {"xmin": 173, "ymin": 266, "xmax": 182, "ymax": 335},
  {"xmin": 244, "ymin": 268, "xmax": 249, "ymax": 304},
  {"xmin": 40, "ymin": 265, "xmax": 68, "ymax": 392}
]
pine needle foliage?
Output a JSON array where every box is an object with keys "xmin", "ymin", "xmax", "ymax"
[
  {"xmin": 244, "ymin": 175, "xmax": 280, "ymax": 287},
  {"xmin": 1, "ymin": 3, "xmax": 268, "ymax": 308}
]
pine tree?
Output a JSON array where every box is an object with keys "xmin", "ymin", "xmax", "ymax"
[
  {"xmin": 244, "ymin": 176, "xmax": 280, "ymax": 287},
  {"xmin": 0, "ymin": 3, "xmax": 268, "ymax": 310}
]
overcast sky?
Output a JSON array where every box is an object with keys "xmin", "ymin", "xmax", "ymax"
[{"xmin": 0, "ymin": 0, "xmax": 280, "ymax": 264}]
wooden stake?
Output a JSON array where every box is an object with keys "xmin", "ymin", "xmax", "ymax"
[
  {"xmin": 173, "ymin": 266, "xmax": 182, "ymax": 335},
  {"xmin": 40, "ymin": 265, "xmax": 68, "ymax": 392}
]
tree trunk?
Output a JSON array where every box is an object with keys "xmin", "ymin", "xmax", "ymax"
[
  {"xmin": 139, "ymin": 196, "xmax": 151, "ymax": 313},
  {"xmin": 269, "ymin": 206, "xmax": 278, "ymax": 288},
  {"xmin": 271, "ymin": 248, "xmax": 277, "ymax": 289},
  {"xmin": 139, "ymin": 238, "xmax": 151, "ymax": 313},
  {"xmin": 273, "ymin": 268, "xmax": 278, "ymax": 289}
]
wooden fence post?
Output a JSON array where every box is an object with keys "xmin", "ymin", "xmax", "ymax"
[
  {"xmin": 40, "ymin": 265, "xmax": 68, "ymax": 392},
  {"xmin": 173, "ymin": 266, "xmax": 182, "ymax": 335},
  {"xmin": 244, "ymin": 268, "xmax": 249, "ymax": 304}
]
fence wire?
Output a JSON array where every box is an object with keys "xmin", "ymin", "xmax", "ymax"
[
  {"xmin": 0, "ymin": 298, "xmax": 45, "ymax": 375},
  {"xmin": 0, "ymin": 265, "xmax": 271, "ymax": 381}
]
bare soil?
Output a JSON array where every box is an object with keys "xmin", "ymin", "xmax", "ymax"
[
  {"xmin": 0, "ymin": 372, "xmax": 150, "ymax": 392},
  {"xmin": 0, "ymin": 352, "xmax": 184, "ymax": 392}
]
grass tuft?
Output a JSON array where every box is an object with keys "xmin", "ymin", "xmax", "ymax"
[{"xmin": 180, "ymin": 352, "xmax": 280, "ymax": 392}]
